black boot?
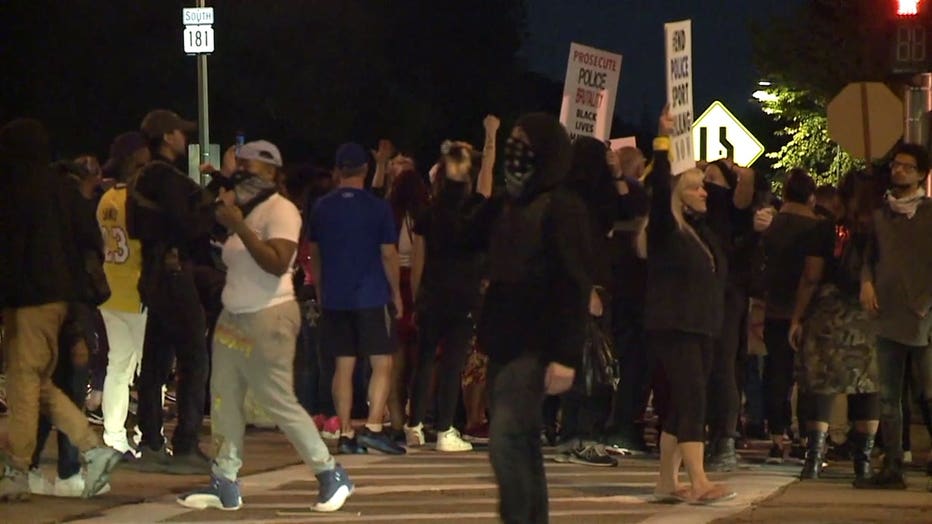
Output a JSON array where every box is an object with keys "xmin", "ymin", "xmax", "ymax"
[
  {"xmin": 850, "ymin": 432, "xmax": 875, "ymax": 481},
  {"xmin": 853, "ymin": 456, "xmax": 907, "ymax": 490},
  {"xmin": 799, "ymin": 430, "xmax": 827, "ymax": 480},
  {"xmin": 706, "ymin": 437, "xmax": 738, "ymax": 472}
]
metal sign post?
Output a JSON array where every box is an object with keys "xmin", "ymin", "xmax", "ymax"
[{"xmin": 183, "ymin": 2, "xmax": 214, "ymax": 186}]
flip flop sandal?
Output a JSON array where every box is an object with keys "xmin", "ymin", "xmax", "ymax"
[
  {"xmin": 689, "ymin": 487, "xmax": 737, "ymax": 506},
  {"xmin": 650, "ymin": 488, "xmax": 690, "ymax": 504}
]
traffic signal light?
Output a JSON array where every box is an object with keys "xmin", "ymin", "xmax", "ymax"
[{"xmin": 897, "ymin": 0, "xmax": 921, "ymax": 17}]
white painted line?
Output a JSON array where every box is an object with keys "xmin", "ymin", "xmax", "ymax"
[
  {"xmin": 640, "ymin": 474, "xmax": 798, "ymax": 524},
  {"xmin": 245, "ymin": 494, "xmax": 651, "ymax": 509},
  {"xmin": 270, "ymin": 481, "xmax": 657, "ymax": 496},
  {"xmin": 268, "ymin": 470, "xmax": 659, "ymax": 481},
  {"xmin": 274, "ymin": 508, "xmax": 655, "ymax": 521}
]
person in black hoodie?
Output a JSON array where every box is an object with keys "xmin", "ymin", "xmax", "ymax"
[
  {"xmin": 0, "ymin": 118, "xmax": 121, "ymax": 501},
  {"xmin": 647, "ymin": 109, "xmax": 734, "ymax": 504},
  {"xmin": 129, "ymin": 109, "xmax": 216, "ymax": 474},
  {"xmin": 554, "ymin": 136, "xmax": 619, "ymax": 467},
  {"xmin": 474, "ymin": 113, "xmax": 591, "ymax": 523},
  {"xmin": 27, "ymin": 160, "xmax": 111, "ymax": 497}
]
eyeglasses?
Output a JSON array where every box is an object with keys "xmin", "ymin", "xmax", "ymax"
[{"xmin": 890, "ymin": 160, "xmax": 919, "ymax": 173}]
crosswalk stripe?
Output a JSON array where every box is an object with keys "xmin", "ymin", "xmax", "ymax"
[
  {"xmin": 271, "ymin": 481, "xmax": 657, "ymax": 497},
  {"xmin": 273, "ymin": 508, "xmax": 656, "ymax": 522}
]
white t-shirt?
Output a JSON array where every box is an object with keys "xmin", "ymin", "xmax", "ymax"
[{"xmin": 221, "ymin": 194, "xmax": 302, "ymax": 314}]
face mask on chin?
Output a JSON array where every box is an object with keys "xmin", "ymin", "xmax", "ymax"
[{"xmin": 233, "ymin": 172, "xmax": 277, "ymax": 207}]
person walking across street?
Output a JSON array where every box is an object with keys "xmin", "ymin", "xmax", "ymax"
[{"xmin": 178, "ymin": 140, "xmax": 353, "ymax": 511}]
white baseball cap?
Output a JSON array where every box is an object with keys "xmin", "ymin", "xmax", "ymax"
[{"xmin": 236, "ymin": 140, "xmax": 283, "ymax": 167}]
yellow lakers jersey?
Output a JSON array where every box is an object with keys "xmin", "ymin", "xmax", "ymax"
[{"xmin": 97, "ymin": 185, "xmax": 144, "ymax": 313}]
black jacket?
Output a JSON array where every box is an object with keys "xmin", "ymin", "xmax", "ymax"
[
  {"xmin": 644, "ymin": 138, "xmax": 727, "ymax": 338},
  {"xmin": 129, "ymin": 158, "xmax": 217, "ymax": 305},
  {"xmin": 476, "ymin": 113, "xmax": 592, "ymax": 369},
  {"xmin": 0, "ymin": 119, "xmax": 84, "ymax": 308}
]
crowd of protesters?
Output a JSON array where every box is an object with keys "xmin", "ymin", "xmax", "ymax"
[{"xmin": 0, "ymin": 104, "xmax": 930, "ymax": 521}]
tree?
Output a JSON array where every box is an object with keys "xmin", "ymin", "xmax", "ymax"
[
  {"xmin": 752, "ymin": 0, "xmax": 893, "ymax": 183},
  {"xmin": 757, "ymin": 86, "xmax": 862, "ymax": 187}
]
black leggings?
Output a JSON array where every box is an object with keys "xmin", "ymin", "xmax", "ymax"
[
  {"xmin": 808, "ymin": 392, "xmax": 880, "ymax": 424},
  {"xmin": 409, "ymin": 306, "xmax": 473, "ymax": 430},
  {"xmin": 707, "ymin": 286, "xmax": 746, "ymax": 439},
  {"xmin": 763, "ymin": 318, "xmax": 795, "ymax": 436},
  {"xmin": 651, "ymin": 330, "xmax": 714, "ymax": 443}
]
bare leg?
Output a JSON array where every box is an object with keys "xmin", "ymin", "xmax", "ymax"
[
  {"xmin": 464, "ymin": 381, "xmax": 487, "ymax": 428},
  {"xmin": 333, "ymin": 356, "xmax": 356, "ymax": 435},
  {"xmin": 367, "ymin": 355, "xmax": 393, "ymax": 428},
  {"xmin": 387, "ymin": 349, "xmax": 407, "ymax": 430},
  {"xmin": 656, "ymin": 431, "xmax": 685, "ymax": 494}
]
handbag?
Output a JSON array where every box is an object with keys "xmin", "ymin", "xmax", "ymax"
[{"xmin": 580, "ymin": 318, "xmax": 620, "ymax": 396}]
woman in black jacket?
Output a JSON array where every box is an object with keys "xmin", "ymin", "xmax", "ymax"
[{"xmin": 647, "ymin": 109, "xmax": 734, "ymax": 504}]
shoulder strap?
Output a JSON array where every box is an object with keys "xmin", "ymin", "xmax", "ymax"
[{"xmin": 239, "ymin": 189, "xmax": 278, "ymax": 217}]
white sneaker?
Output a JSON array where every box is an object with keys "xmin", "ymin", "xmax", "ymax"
[
  {"xmin": 52, "ymin": 473, "xmax": 111, "ymax": 498},
  {"xmin": 436, "ymin": 428, "xmax": 473, "ymax": 453},
  {"xmin": 28, "ymin": 469, "xmax": 52, "ymax": 495},
  {"xmin": 404, "ymin": 423, "xmax": 425, "ymax": 447}
]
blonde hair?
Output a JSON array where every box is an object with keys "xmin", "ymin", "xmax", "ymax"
[
  {"xmin": 671, "ymin": 168, "xmax": 705, "ymax": 231},
  {"xmin": 671, "ymin": 168, "xmax": 716, "ymax": 268}
]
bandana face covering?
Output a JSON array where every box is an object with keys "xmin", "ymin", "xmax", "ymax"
[
  {"xmin": 885, "ymin": 188, "xmax": 925, "ymax": 219},
  {"xmin": 504, "ymin": 136, "xmax": 536, "ymax": 198},
  {"xmin": 234, "ymin": 172, "xmax": 277, "ymax": 207}
]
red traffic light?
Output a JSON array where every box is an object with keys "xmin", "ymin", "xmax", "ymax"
[{"xmin": 897, "ymin": 0, "xmax": 921, "ymax": 16}]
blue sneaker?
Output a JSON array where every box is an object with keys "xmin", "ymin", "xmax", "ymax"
[
  {"xmin": 314, "ymin": 464, "xmax": 353, "ymax": 512},
  {"xmin": 177, "ymin": 474, "xmax": 243, "ymax": 511},
  {"xmin": 337, "ymin": 436, "xmax": 368, "ymax": 455},
  {"xmin": 357, "ymin": 427, "xmax": 406, "ymax": 455}
]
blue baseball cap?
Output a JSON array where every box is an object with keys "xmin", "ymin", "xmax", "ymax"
[{"xmin": 335, "ymin": 142, "xmax": 369, "ymax": 170}]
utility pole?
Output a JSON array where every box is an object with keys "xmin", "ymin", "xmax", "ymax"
[{"xmin": 196, "ymin": 0, "xmax": 210, "ymax": 186}]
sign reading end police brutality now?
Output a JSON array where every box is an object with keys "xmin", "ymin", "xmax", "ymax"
[
  {"xmin": 559, "ymin": 43, "xmax": 622, "ymax": 141},
  {"xmin": 183, "ymin": 7, "xmax": 214, "ymax": 54},
  {"xmin": 665, "ymin": 20, "xmax": 694, "ymax": 175}
]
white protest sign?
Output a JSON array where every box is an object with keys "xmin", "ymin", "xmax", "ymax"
[
  {"xmin": 664, "ymin": 20, "xmax": 695, "ymax": 174},
  {"xmin": 559, "ymin": 42, "xmax": 623, "ymax": 141}
]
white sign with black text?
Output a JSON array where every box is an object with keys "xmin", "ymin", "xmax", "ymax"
[
  {"xmin": 182, "ymin": 7, "xmax": 215, "ymax": 54},
  {"xmin": 559, "ymin": 42, "xmax": 623, "ymax": 141},
  {"xmin": 664, "ymin": 19, "xmax": 694, "ymax": 174}
]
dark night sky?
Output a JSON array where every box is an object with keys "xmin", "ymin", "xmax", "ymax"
[
  {"xmin": 0, "ymin": 0, "xmax": 806, "ymax": 160},
  {"xmin": 521, "ymin": 0, "xmax": 804, "ymax": 125}
]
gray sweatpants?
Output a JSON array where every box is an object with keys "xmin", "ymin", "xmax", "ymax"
[{"xmin": 210, "ymin": 300, "xmax": 334, "ymax": 480}]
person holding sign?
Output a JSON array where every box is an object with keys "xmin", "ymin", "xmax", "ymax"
[{"xmin": 646, "ymin": 107, "xmax": 735, "ymax": 504}]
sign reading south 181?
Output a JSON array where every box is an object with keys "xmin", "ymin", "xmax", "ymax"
[
  {"xmin": 691, "ymin": 101, "xmax": 765, "ymax": 167},
  {"xmin": 183, "ymin": 7, "xmax": 215, "ymax": 54}
]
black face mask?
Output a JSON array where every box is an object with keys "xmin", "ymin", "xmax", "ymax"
[
  {"xmin": 504, "ymin": 136, "xmax": 537, "ymax": 198},
  {"xmin": 703, "ymin": 181, "xmax": 731, "ymax": 212}
]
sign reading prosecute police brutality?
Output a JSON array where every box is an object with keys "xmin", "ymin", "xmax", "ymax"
[
  {"xmin": 183, "ymin": 7, "xmax": 215, "ymax": 54},
  {"xmin": 664, "ymin": 20, "xmax": 695, "ymax": 175},
  {"xmin": 559, "ymin": 42, "xmax": 623, "ymax": 141}
]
